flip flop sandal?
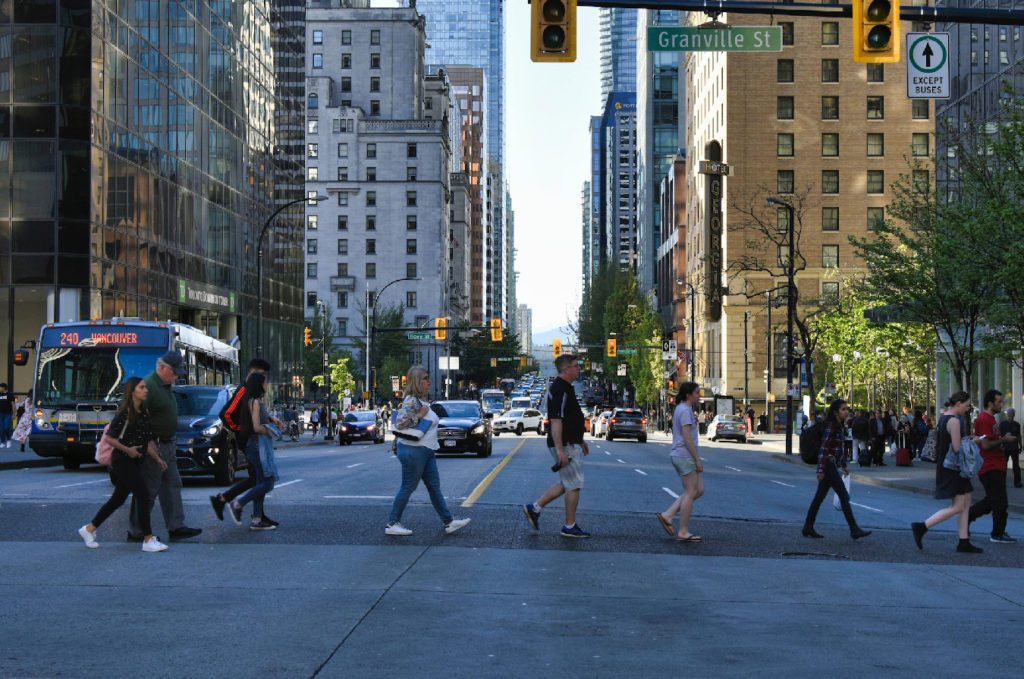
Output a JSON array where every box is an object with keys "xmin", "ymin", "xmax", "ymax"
[
  {"xmin": 656, "ymin": 513, "xmax": 674, "ymax": 536},
  {"xmin": 675, "ymin": 535, "xmax": 702, "ymax": 542}
]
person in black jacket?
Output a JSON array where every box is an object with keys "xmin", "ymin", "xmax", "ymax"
[
  {"xmin": 868, "ymin": 409, "xmax": 891, "ymax": 466},
  {"xmin": 851, "ymin": 410, "xmax": 870, "ymax": 466},
  {"xmin": 999, "ymin": 408, "xmax": 1022, "ymax": 488}
]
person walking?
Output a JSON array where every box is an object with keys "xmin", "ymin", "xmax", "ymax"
[
  {"xmin": 385, "ymin": 365, "xmax": 470, "ymax": 536},
  {"xmin": 0, "ymin": 382, "xmax": 15, "ymax": 448},
  {"xmin": 911, "ymin": 392, "xmax": 984, "ymax": 553},
  {"xmin": 801, "ymin": 400, "xmax": 872, "ymax": 540},
  {"xmin": 522, "ymin": 354, "xmax": 591, "ymax": 538},
  {"xmin": 967, "ymin": 389, "xmax": 1017, "ymax": 543},
  {"xmin": 310, "ymin": 407, "xmax": 319, "ymax": 434},
  {"xmin": 868, "ymin": 409, "xmax": 890, "ymax": 466},
  {"xmin": 851, "ymin": 410, "xmax": 870, "ymax": 466},
  {"xmin": 78, "ymin": 377, "xmax": 168, "ymax": 552},
  {"xmin": 224, "ymin": 372, "xmax": 280, "ymax": 531},
  {"xmin": 998, "ymin": 407, "xmax": 1022, "ymax": 488},
  {"xmin": 656, "ymin": 381, "xmax": 705, "ymax": 542},
  {"xmin": 127, "ymin": 352, "xmax": 202, "ymax": 542}
]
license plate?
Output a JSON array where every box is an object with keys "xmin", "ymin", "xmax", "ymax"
[
  {"xmin": 444, "ymin": 440, "xmax": 457, "ymax": 447},
  {"xmin": 58, "ymin": 412, "xmax": 76, "ymax": 423}
]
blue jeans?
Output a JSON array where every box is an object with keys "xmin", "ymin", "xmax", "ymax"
[
  {"xmin": 237, "ymin": 438, "xmax": 274, "ymax": 519},
  {"xmin": 389, "ymin": 442, "xmax": 453, "ymax": 525},
  {"xmin": 0, "ymin": 413, "xmax": 11, "ymax": 444}
]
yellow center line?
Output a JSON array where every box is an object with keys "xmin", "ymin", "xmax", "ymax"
[{"xmin": 462, "ymin": 438, "xmax": 528, "ymax": 507}]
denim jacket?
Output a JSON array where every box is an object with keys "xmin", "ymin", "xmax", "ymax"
[{"xmin": 258, "ymin": 423, "xmax": 281, "ymax": 479}]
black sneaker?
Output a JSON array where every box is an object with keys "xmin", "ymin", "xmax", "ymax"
[
  {"xmin": 523, "ymin": 504, "xmax": 540, "ymax": 530},
  {"xmin": 249, "ymin": 518, "xmax": 276, "ymax": 531},
  {"xmin": 912, "ymin": 522, "xmax": 927, "ymax": 550},
  {"xmin": 990, "ymin": 533, "xmax": 1016, "ymax": 544},
  {"xmin": 957, "ymin": 540, "xmax": 983, "ymax": 553},
  {"xmin": 560, "ymin": 524, "xmax": 591, "ymax": 539},
  {"xmin": 209, "ymin": 495, "xmax": 225, "ymax": 521},
  {"xmin": 168, "ymin": 526, "xmax": 202, "ymax": 541},
  {"xmin": 260, "ymin": 515, "xmax": 280, "ymax": 528},
  {"xmin": 226, "ymin": 502, "xmax": 242, "ymax": 526}
]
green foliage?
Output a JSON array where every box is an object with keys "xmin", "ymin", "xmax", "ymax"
[
  {"xmin": 312, "ymin": 357, "xmax": 356, "ymax": 399},
  {"xmin": 302, "ymin": 303, "xmax": 353, "ymax": 397},
  {"xmin": 349, "ymin": 302, "xmax": 412, "ymax": 400},
  {"xmin": 448, "ymin": 322, "xmax": 525, "ymax": 388}
]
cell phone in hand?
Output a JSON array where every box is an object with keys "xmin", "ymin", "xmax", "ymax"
[{"xmin": 551, "ymin": 460, "xmax": 564, "ymax": 472}]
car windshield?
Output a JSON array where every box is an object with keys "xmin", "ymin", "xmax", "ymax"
[
  {"xmin": 432, "ymin": 403, "xmax": 481, "ymax": 419},
  {"xmin": 345, "ymin": 411, "xmax": 375, "ymax": 422},
  {"xmin": 720, "ymin": 415, "xmax": 743, "ymax": 423},
  {"xmin": 173, "ymin": 388, "xmax": 228, "ymax": 417},
  {"xmin": 505, "ymin": 409, "xmax": 524, "ymax": 417}
]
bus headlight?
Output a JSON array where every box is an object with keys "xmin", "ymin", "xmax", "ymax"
[{"xmin": 35, "ymin": 417, "xmax": 53, "ymax": 431}]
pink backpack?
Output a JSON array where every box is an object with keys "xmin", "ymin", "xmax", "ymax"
[{"xmin": 94, "ymin": 419, "xmax": 127, "ymax": 465}]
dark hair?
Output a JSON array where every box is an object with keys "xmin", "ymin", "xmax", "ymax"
[
  {"xmin": 944, "ymin": 391, "xmax": 970, "ymax": 408},
  {"xmin": 554, "ymin": 353, "xmax": 578, "ymax": 372},
  {"xmin": 247, "ymin": 358, "xmax": 272, "ymax": 372},
  {"xmin": 115, "ymin": 376, "xmax": 148, "ymax": 428},
  {"xmin": 674, "ymin": 381, "xmax": 699, "ymax": 405},
  {"xmin": 244, "ymin": 371, "xmax": 267, "ymax": 400},
  {"xmin": 983, "ymin": 389, "xmax": 1002, "ymax": 408},
  {"xmin": 825, "ymin": 399, "xmax": 847, "ymax": 424}
]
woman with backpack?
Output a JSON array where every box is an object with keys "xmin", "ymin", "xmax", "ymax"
[
  {"xmin": 224, "ymin": 372, "xmax": 280, "ymax": 531},
  {"xmin": 801, "ymin": 399, "xmax": 872, "ymax": 540},
  {"xmin": 77, "ymin": 377, "xmax": 168, "ymax": 552},
  {"xmin": 911, "ymin": 392, "xmax": 983, "ymax": 553}
]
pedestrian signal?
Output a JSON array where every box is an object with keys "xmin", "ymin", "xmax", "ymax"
[
  {"xmin": 853, "ymin": 0, "xmax": 900, "ymax": 63},
  {"xmin": 490, "ymin": 318, "xmax": 502, "ymax": 342},
  {"xmin": 606, "ymin": 338, "xmax": 617, "ymax": 357},
  {"xmin": 435, "ymin": 317, "xmax": 447, "ymax": 341},
  {"xmin": 553, "ymin": 339, "xmax": 562, "ymax": 357},
  {"xmin": 303, "ymin": 327, "xmax": 312, "ymax": 346},
  {"xmin": 531, "ymin": 0, "xmax": 577, "ymax": 63}
]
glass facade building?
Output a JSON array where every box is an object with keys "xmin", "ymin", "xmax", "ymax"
[
  {"xmin": 0, "ymin": 0, "xmax": 300, "ymax": 399},
  {"xmin": 600, "ymin": 7, "xmax": 637, "ymax": 105}
]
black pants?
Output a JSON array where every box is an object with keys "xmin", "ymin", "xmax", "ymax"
[
  {"xmin": 92, "ymin": 456, "xmax": 151, "ymax": 536},
  {"xmin": 1010, "ymin": 452, "xmax": 1021, "ymax": 487},
  {"xmin": 870, "ymin": 436, "xmax": 886, "ymax": 465},
  {"xmin": 221, "ymin": 440, "xmax": 263, "ymax": 503},
  {"xmin": 805, "ymin": 460, "xmax": 860, "ymax": 532},
  {"xmin": 968, "ymin": 469, "xmax": 1008, "ymax": 537}
]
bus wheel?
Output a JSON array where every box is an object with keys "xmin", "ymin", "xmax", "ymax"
[{"xmin": 62, "ymin": 455, "xmax": 81, "ymax": 470}]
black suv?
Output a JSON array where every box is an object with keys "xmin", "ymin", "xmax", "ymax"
[
  {"xmin": 430, "ymin": 401, "xmax": 493, "ymax": 457},
  {"xmin": 172, "ymin": 385, "xmax": 247, "ymax": 484},
  {"xmin": 605, "ymin": 408, "xmax": 647, "ymax": 443}
]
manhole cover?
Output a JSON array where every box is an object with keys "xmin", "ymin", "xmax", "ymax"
[{"xmin": 781, "ymin": 551, "xmax": 851, "ymax": 560}]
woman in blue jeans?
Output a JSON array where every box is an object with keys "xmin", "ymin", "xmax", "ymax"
[
  {"xmin": 224, "ymin": 373, "xmax": 278, "ymax": 531},
  {"xmin": 386, "ymin": 365, "xmax": 470, "ymax": 536}
]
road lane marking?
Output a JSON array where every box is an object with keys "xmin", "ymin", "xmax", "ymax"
[
  {"xmin": 324, "ymin": 495, "xmax": 393, "ymax": 500},
  {"xmin": 616, "ymin": 458, "xmax": 626, "ymax": 464},
  {"xmin": 604, "ymin": 451, "xmax": 611, "ymax": 456},
  {"xmin": 662, "ymin": 487, "xmax": 679, "ymax": 498},
  {"xmin": 770, "ymin": 480, "xmax": 795, "ymax": 488},
  {"xmin": 346, "ymin": 463, "xmax": 365, "ymax": 468},
  {"xmin": 634, "ymin": 469, "xmax": 647, "ymax": 476},
  {"xmin": 273, "ymin": 479, "xmax": 303, "ymax": 488},
  {"xmin": 56, "ymin": 479, "xmax": 108, "ymax": 489},
  {"xmin": 725, "ymin": 466, "xmax": 742, "ymax": 472},
  {"xmin": 461, "ymin": 439, "xmax": 527, "ymax": 507},
  {"xmin": 851, "ymin": 501, "xmax": 884, "ymax": 513}
]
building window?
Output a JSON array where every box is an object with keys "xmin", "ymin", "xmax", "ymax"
[
  {"xmin": 337, "ymin": 291, "xmax": 348, "ymax": 308},
  {"xmin": 913, "ymin": 169, "xmax": 929, "ymax": 194},
  {"xmin": 778, "ymin": 244, "xmax": 791, "ymax": 268},
  {"xmin": 822, "ymin": 281, "xmax": 840, "ymax": 304},
  {"xmin": 307, "ymin": 119, "xmax": 318, "ymax": 134},
  {"xmin": 406, "ymin": 239, "xmax": 417, "ymax": 254},
  {"xmin": 312, "ymin": 30, "xmax": 323, "ymax": 44},
  {"xmin": 308, "ymin": 167, "xmax": 318, "ymax": 181},
  {"xmin": 307, "ymin": 263, "xmax": 317, "ymax": 278},
  {"xmin": 342, "ymin": 30, "xmax": 351, "ymax": 45},
  {"xmin": 308, "ymin": 93, "xmax": 318, "ymax": 108},
  {"xmin": 407, "ymin": 167, "xmax": 417, "ymax": 181},
  {"xmin": 366, "ymin": 143, "xmax": 376, "ymax": 158},
  {"xmin": 867, "ymin": 207, "xmax": 884, "ymax": 230},
  {"xmin": 337, "ymin": 215, "xmax": 348, "ymax": 230},
  {"xmin": 821, "ymin": 96, "xmax": 839, "ymax": 119},
  {"xmin": 777, "ymin": 170, "xmax": 794, "ymax": 194},
  {"xmin": 370, "ymin": 100, "xmax": 380, "ymax": 115},
  {"xmin": 777, "ymin": 207, "xmax": 791, "ymax": 232},
  {"xmin": 341, "ymin": 53, "xmax": 351, "ymax": 69},
  {"xmin": 912, "ymin": 100, "xmax": 929, "ymax": 119},
  {"xmin": 777, "ymin": 59, "xmax": 794, "ymax": 83},
  {"xmin": 341, "ymin": 77, "xmax": 351, "ymax": 92},
  {"xmin": 366, "ymin": 262, "xmax": 376, "ymax": 278},
  {"xmin": 821, "ymin": 22, "xmax": 839, "ymax": 45},
  {"xmin": 337, "ymin": 167, "xmax": 348, "ymax": 181},
  {"xmin": 307, "ymin": 238, "xmax": 317, "ymax": 254},
  {"xmin": 337, "ymin": 193, "xmax": 348, "ymax": 207},
  {"xmin": 777, "ymin": 96, "xmax": 794, "ymax": 119},
  {"xmin": 307, "ymin": 143, "xmax": 318, "ymax": 158},
  {"xmin": 406, "ymin": 215, "xmax": 417, "ymax": 230},
  {"xmin": 406, "ymin": 191, "xmax": 417, "ymax": 206},
  {"xmin": 370, "ymin": 77, "xmax": 380, "ymax": 92},
  {"xmin": 866, "ymin": 63, "xmax": 884, "ymax": 82},
  {"xmin": 370, "ymin": 29, "xmax": 381, "ymax": 45},
  {"xmin": 911, "ymin": 133, "xmax": 929, "ymax": 156},
  {"xmin": 306, "ymin": 292, "xmax": 317, "ymax": 307},
  {"xmin": 867, "ymin": 133, "xmax": 884, "ymax": 157},
  {"xmin": 406, "ymin": 262, "xmax": 417, "ymax": 278},
  {"xmin": 337, "ymin": 263, "xmax": 348, "ymax": 276},
  {"xmin": 370, "ymin": 53, "xmax": 380, "ymax": 68},
  {"xmin": 822, "ymin": 133, "xmax": 839, "ymax": 156},
  {"xmin": 337, "ymin": 319, "xmax": 348, "ymax": 337},
  {"xmin": 822, "ymin": 245, "xmax": 839, "ymax": 268},
  {"xmin": 366, "ymin": 167, "xmax": 376, "ymax": 181},
  {"xmin": 822, "ymin": 170, "xmax": 839, "ymax": 194},
  {"xmin": 867, "ymin": 170, "xmax": 885, "ymax": 194},
  {"xmin": 366, "ymin": 215, "xmax": 376, "ymax": 230},
  {"xmin": 407, "ymin": 143, "xmax": 417, "ymax": 158},
  {"xmin": 307, "ymin": 214, "xmax": 318, "ymax": 230},
  {"xmin": 780, "ymin": 22, "xmax": 794, "ymax": 45},
  {"xmin": 338, "ymin": 142, "xmax": 348, "ymax": 157},
  {"xmin": 821, "ymin": 59, "xmax": 839, "ymax": 82},
  {"xmin": 822, "ymin": 207, "xmax": 839, "ymax": 231},
  {"xmin": 406, "ymin": 292, "xmax": 417, "ymax": 308},
  {"xmin": 366, "ymin": 239, "xmax": 376, "ymax": 255},
  {"xmin": 312, "ymin": 54, "xmax": 323, "ymax": 69},
  {"xmin": 307, "ymin": 191, "xmax": 318, "ymax": 204},
  {"xmin": 337, "ymin": 239, "xmax": 348, "ymax": 255},
  {"xmin": 867, "ymin": 96, "xmax": 884, "ymax": 119},
  {"xmin": 777, "ymin": 133, "xmax": 794, "ymax": 157},
  {"xmin": 366, "ymin": 191, "xmax": 376, "ymax": 207}
]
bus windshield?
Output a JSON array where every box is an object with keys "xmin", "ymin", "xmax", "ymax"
[{"xmin": 34, "ymin": 347, "xmax": 166, "ymax": 407}]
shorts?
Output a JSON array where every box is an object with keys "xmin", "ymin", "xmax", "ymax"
[
  {"xmin": 671, "ymin": 455, "xmax": 699, "ymax": 476},
  {"xmin": 549, "ymin": 444, "xmax": 584, "ymax": 491}
]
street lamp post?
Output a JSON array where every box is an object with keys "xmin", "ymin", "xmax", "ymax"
[
  {"xmin": 315, "ymin": 300, "xmax": 329, "ymax": 437},
  {"xmin": 366, "ymin": 276, "xmax": 419, "ymax": 406},
  {"xmin": 767, "ymin": 196, "xmax": 796, "ymax": 455},
  {"xmin": 675, "ymin": 278, "xmax": 696, "ymax": 383},
  {"xmin": 257, "ymin": 194, "xmax": 327, "ymax": 357}
]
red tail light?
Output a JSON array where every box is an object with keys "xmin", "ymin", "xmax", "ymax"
[
  {"xmin": 641, "ymin": 419, "xmax": 647, "ymax": 425},
  {"xmin": 610, "ymin": 418, "xmax": 617, "ymax": 423}
]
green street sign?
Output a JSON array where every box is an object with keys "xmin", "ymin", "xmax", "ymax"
[
  {"xmin": 618, "ymin": 348, "xmax": 637, "ymax": 355},
  {"xmin": 648, "ymin": 26, "xmax": 783, "ymax": 52},
  {"xmin": 407, "ymin": 332, "xmax": 432, "ymax": 340}
]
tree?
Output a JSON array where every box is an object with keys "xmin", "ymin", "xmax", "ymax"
[
  {"xmin": 447, "ymin": 323, "xmax": 524, "ymax": 390},
  {"xmin": 313, "ymin": 357, "xmax": 356, "ymax": 401},
  {"xmin": 302, "ymin": 303, "xmax": 352, "ymax": 400},
  {"xmin": 350, "ymin": 302, "xmax": 411, "ymax": 401}
]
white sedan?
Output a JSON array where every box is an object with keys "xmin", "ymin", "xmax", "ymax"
[{"xmin": 492, "ymin": 408, "xmax": 544, "ymax": 436}]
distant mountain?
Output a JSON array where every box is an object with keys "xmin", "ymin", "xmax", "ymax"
[{"xmin": 531, "ymin": 326, "xmax": 575, "ymax": 351}]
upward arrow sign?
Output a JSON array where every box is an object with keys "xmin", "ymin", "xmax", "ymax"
[{"xmin": 922, "ymin": 43, "xmax": 934, "ymax": 68}]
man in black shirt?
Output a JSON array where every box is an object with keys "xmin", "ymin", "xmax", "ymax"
[
  {"xmin": 523, "ymin": 354, "xmax": 591, "ymax": 538},
  {"xmin": 0, "ymin": 382, "xmax": 14, "ymax": 448},
  {"xmin": 1000, "ymin": 408, "xmax": 1022, "ymax": 488}
]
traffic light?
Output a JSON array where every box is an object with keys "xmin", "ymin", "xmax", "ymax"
[
  {"xmin": 435, "ymin": 317, "xmax": 447, "ymax": 341},
  {"xmin": 853, "ymin": 0, "xmax": 900, "ymax": 63},
  {"xmin": 401, "ymin": 375, "xmax": 407, "ymax": 387},
  {"xmin": 303, "ymin": 327, "xmax": 312, "ymax": 346},
  {"xmin": 490, "ymin": 357, "xmax": 498, "ymax": 368},
  {"xmin": 490, "ymin": 318, "xmax": 502, "ymax": 342},
  {"xmin": 531, "ymin": 0, "xmax": 577, "ymax": 63},
  {"xmin": 606, "ymin": 338, "xmax": 617, "ymax": 358},
  {"xmin": 552, "ymin": 339, "xmax": 562, "ymax": 357}
]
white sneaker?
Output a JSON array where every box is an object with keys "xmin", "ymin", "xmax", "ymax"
[
  {"xmin": 78, "ymin": 525, "xmax": 98, "ymax": 549},
  {"xmin": 141, "ymin": 536, "xmax": 168, "ymax": 552},
  {"xmin": 444, "ymin": 518, "xmax": 471, "ymax": 535},
  {"xmin": 385, "ymin": 522, "xmax": 413, "ymax": 536}
]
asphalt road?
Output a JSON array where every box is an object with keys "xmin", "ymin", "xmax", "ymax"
[{"xmin": 2, "ymin": 433, "xmax": 1023, "ymax": 677}]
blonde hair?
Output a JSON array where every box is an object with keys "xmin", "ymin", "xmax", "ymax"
[{"xmin": 404, "ymin": 365, "xmax": 430, "ymax": 399}]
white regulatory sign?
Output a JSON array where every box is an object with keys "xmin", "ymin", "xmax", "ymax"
[{"xmin": 906, "ymin": 32, "xmax": 949, "ymax": 100}]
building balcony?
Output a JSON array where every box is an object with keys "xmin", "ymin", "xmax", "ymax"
[{"xmin": 330, "ymin": 275, "xmax": 356, "ymax": 291}]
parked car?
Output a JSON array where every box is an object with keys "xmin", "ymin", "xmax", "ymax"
[
  {"xmin": 338, "ymin": 410, "xmax": 385, "ymax": 445},
  {"xmin": 492, "ymin": 408, "xmax": 544, "ymax": 436},
  {"xmin": 172, "ymin": 385, "xmax": 247, "ymax": 485},
  {"xmin": 591, "ymin": 410, "xmax": 612, "ymax": 437},
  {"xmin": 707, "ymin": 414, "xmax": 747, "ymax": 443},
  {"xmin": 606, "ymin": 408, "xmax": 647, "ymax": 443},
  {"xmin": 431, "ymin": 401, "xmax": 493, "ymax": 457}
]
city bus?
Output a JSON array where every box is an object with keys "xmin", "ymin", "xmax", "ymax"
[
  {"xmin": 23, "ymin": 318, "xmax": 239, "ymax": 469},
  {"xmin": 479, "ymin": 388, "xmax": 506, "ymax": 418}
]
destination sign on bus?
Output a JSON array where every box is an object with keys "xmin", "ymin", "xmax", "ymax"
[{"xmin": 41, "ymin": 326, "xmax": 170, "ymax": 348}]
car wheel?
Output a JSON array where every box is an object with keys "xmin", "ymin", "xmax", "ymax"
[
  {"xmin": 710, "ymin": 436, "xmax": 717, "ymax": 442},
  {"xmin": 538, "ymin": 425, "xmax": 544, "ymax": 435},
  {"xmin": 740, "ymin": 437, "xmax": 747, "ymax": 444},
  {"xmin": 606, "ymin": 433, "xmax": 614, "ymax": 442},
  {"xmin": 62, "ymin": 455, "xmax": 81, "ymax": 470},
  {"xmin": 639, "ymin": 436, "xmax": 647, "ymax": 443},
  {"xmin": 516, "ymin": 424, "xmax": 523, "ymax": 436},
  {"xmin": 494, "ymin": 431, "xmax": 500, "ymax": 437},
  {"xmin": 478, "ymin": 442, "xmax": 492, "ymax": 457},
  {"xmin": 214, "ymin": 446, "xmax": 236, "ymax": 485}
]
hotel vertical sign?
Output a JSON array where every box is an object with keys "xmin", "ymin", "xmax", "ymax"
[{"xmin": 700, "ymin": 141, "xmax": 729, "ymax": 322}]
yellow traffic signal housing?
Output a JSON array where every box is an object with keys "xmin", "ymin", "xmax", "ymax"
[
  {"xmin": 490, "ymin": 357, "xmax": 498, "ymax": 368},
  {"xmin": 606, "ymin": 338, "xmax": 617, "ymax": 357},
  {"xmin": 435, "ymin": 317, "xmax": 447, "ymax": 341},
  {"xmin": 303, "ymin": 327, "xmax": 312, "ymax": 346},
  {"xmin": 552, "ymin": 339, "xmax": 562, "ymax": 357},
  {"xmin": 531, "ymin": 0, "xmax": 577, "ymax": 63},
  {"xmin": 853, "ymin": 0, "xmax": 900, "ymax": 63},
  {"xmin": 490, "ymin": 318, "xmax": 503, "ymax": 342}
]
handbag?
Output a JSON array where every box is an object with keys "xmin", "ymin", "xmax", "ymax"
[
  {"xmin": 942, "ymin": 437, "xmax": 983, "ymax": 479},
  {"xmin": 94, "ymin": 418, "xmax": 129, "ymax": 465},
  {"xmin": 391, "ymin": 409, "xmax": 433, "ymax": 441},
  {"xmin": 833, "ymin": 473, "xmax": 852, "ymax": 510}
]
